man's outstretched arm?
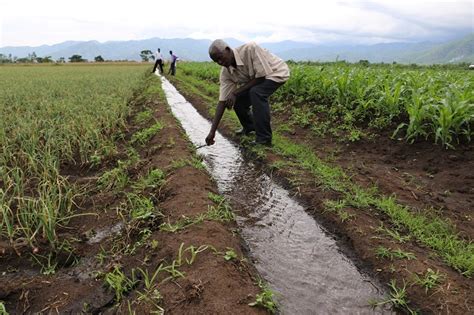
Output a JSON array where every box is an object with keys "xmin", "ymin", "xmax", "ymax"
[{"xmin": 205, "ymin": 101, "xmax": 227, "ymax": 145}]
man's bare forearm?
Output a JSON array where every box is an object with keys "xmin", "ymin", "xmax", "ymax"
[{"xmin": 209, "ymin": 101, "xmax": 226, "ymax": 134}]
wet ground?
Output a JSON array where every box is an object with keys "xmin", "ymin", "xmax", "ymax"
[
  {"xmin": 160, "ymin": 77, "xmax": 389, "ymax": 314},
  {"xmin": 169, "ymin": 73, "xmax": 474, "ymax": 314},
  {"xmin": 0, "ymin": 74, "xmax": 267, "ymax": 314}
]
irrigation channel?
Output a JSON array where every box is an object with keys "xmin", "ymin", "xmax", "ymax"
[{"xmin": 160, "ymin": 76, "xmax": 389, "ymax": 314}]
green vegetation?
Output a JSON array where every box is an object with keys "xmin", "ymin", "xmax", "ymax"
[
  {"xmin": 370, "ymin": 279, "xmax": 417, "ymax": 314},
  {"xmin": 178, "ymin": 61, "xmax": 473, "ymax": 148},
  {"xmin": 375, "ymin": 246, "xmax": 416, "ymax": 261},
  {"xmin": 131, "ymin": 122, "xmax": 163, "ymax": 145},
  {"xmin": 223, "ymin": 248, "xmax": 238, "ymax": 261},
  {"xmin": 104, "ymin": 266, "xmax": 138, "ymax": 302},
  {"xmin": 412, "ymin": 268, "xmax": 445, "ymax": 293},
  {"xmin": 249, "ymin": 279, "xmax": 278, "ymax": 314},
  {"xmin": 159, "ymin": 193, "xmax": 234, "ymax": 233},
  {"xmin": 174, "ymin": 62, "xmax": 474, "ymax": 277},
  {"xmin": 375, "ymin": 224, "xmax": 411, "ymax": 243},
  {"xmin": 0, "ymin": 301, "xmax": 8, "ymax": 315},
  {"xmin": 132, "ymin": 168, "xmax": 166, "ymax": 191},
  {"xmin": 0, "ymin": 64, "xmax": 147, "ymax": 250}
]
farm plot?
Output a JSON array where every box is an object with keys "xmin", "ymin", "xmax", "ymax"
[
  {"xmin": 0, "ymin": 65, "xmax": 269, "ymax": 314},
  {"xmin": 170, "ymin": 61, "xmax": 474, "ymax": 314}
]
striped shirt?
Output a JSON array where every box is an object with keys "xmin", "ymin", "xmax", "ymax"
[{"xmin": 218, "ymin": 42, "xmax": 290, "ymax": 101}]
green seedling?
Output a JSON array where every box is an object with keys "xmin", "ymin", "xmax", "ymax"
[
  {"xmin": 150, "ymin": 239, "xmax": 159, "ymax": 250},
  {"xmin": 104, "ymin": 266, "xmax": 137, "ymax": 302},
  {"xmin": 185, "ymin": 245, "xmax": 209, "ymax": 265},
  {"xmin": 369, "ymin": 279, "xmax": 417, "ymax": 314},
  {"xmin": 159, "ymin": 215, "xmax": 204, "ymax": 233},
  {"xmin": 375, "ymin": 224, "xmax": 411, "ymax": 243},
  {"xmin": 137, "ymin": 264, "xmax": 166, "ymax": 290},
  {"xmin": 134, "ymin": 109, "xmax": 154, "ymax": 124},
  {"xmin": 413, "ymin": 268, "xmax": 445, "ymax": 292},
  {"xmin": 133, "ymin": 168, "xmax": 165, "ymax": 191},
  {"xmin": 189, "ymin": 155, "xmax": 206, "ymax": 170},
  {"xmin": 323, "ymin": 199, "xmax": 355, "ymax": 222},
  {"xmin": 206, "ymin": 195, "xmax": 234, "ymax": 222},
  {"xmin": 97, "ymin": 163, "xmax": 129, "ymax": 191},
  {"xmin": 126, "ymin": 147, "xmax": 141, "ymax": 166},
  {"xmin": 392, "ymin": 248, "xmax": 416, "ymax": 260},
  {"xmin": 96, "ymin": 246, "xmax": 108, "ymax": 265},
  {"xmin": 375, "ymin": 246, "xmax": 416, "ymax": 261},
  {"xmin": 249, "ymin": 279, "xmax": 278, "ymax": 314},
  {"xmin": 224, "ymin": 248, "xmax": 238, "ymax": 261},
  {"xmin": 163, "ymin": 260, "xmax": 186, "ymax": 279},
  {"xmin": 131, "ymin": 121, "xmax": 163, "ymax": 145},
  {"xmin": 0, "ymin": 301, "xmax": 8, "ymax": 315},
  {"xmin": 126, "ymin": 193, "xmax": 158, "ymax": 221}
]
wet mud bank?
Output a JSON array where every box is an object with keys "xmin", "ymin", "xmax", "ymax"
[
  {"xmin": 0, "ymin": 73, "xmax": 266, "ymax": 314},
  {"xmin": 168, "ymin": 74, "xmax": 474, "ymax": 314}
]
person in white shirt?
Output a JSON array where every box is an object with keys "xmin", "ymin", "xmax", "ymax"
[
  {"xmin": 152, "ymin": 48, "xmax": 164, "ymax": 74},
  {"xmin": 205, "ymin": 39, "xmax": 290, "ymax": 147}
]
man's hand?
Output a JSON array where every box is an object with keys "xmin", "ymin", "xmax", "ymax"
[
  {"xmin": 205, "ymin": 132, "xmax": 215, "ymax": 146},
  {"xmin": 224, "ymin": 93, "xmax": 236, "ymax": 109}
]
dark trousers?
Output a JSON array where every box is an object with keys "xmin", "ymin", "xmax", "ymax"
[
  {"xmin": 152, "ymin": 59, "xmax": 163, "ymax": 74},
  {"xmin": 234, "ymin": 79, "xmax": 283, "ymax": 143},
  {"xmin": 169, "ymin": 62, "xmax": 176, "ymax": 75}
]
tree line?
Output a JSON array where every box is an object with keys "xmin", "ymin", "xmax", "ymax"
[{"xmin": 0, "ymin": 50, "xmax": 158, "ymax": 64}]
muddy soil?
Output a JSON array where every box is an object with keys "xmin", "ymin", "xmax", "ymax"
[
  {"xmin": 170, "ymin": 76, "xmax": 474, "ymax": 314},
  {"xmin": 0, "ymin": 75, "xmax": 266, "ymax": 314}
]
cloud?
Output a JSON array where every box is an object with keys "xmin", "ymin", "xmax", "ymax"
[{"xmin": 1, "ymin": 0, "xmax": 472, "ymax": 47}]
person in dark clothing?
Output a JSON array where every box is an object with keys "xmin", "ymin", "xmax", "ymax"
[
  {"xmin": 152, "ymin": 48, "xmax": 164, "ymax": 74},
  {"xmin": 168, "ymin": 50, "xmax": 178, "ymax": 75},
  {"xmin": 205, "ymin": 39, "xmax": 290, "ymax": 147}
]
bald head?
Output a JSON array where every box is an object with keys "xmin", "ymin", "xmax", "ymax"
[{"xmin": 209, "ymin": 39, "xmax": 229, "ymax": 58}]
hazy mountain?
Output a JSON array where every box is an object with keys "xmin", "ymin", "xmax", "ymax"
[
  {"xmin": 1, "ymin": 34, "xmax": 472, "ymax": 64},
  {"xmin": 405, "ymin": 33, "xmax": 474, "ymax": 64}
]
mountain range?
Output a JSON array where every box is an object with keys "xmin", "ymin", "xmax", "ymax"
[{"xmin": 1, "ymin": 33, "xmax": 473, "ymax": 64}]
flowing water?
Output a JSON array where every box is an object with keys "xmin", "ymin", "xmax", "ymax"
[{"xmin": 160, "ymin": 76, "xmax": 389, "ymax": 314}]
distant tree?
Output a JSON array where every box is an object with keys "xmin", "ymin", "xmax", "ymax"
[
  {"xmin": 36, "ymin": 56, "xmax": 53, "ymax": 63},
  {"xmin": 140, "ymin": 50, "xmax": 153, "ymax": 62},
  {"xmin": 28, "ymin": 51, "xmax": 37, "ymax": 62},
  {"xmin": 16, "ymin": 57, "xmax": 30, "ymax": 63},
  {"xmin": 58, "ymin": 57, "xmax": 66, "ymax": 63},
  {"xmin": 69, "ymin": 54, "xmax": 87, "ymax": 62},
  {"xmin": 94, "ymin": 55, "xmax": 105, "ymax": 62},
  {"xmin": 0, "ymin": 53, "xmax": 12, "ymax": 64},
  {"xmin": 358, "ymin": 59, "xmax": 370, "ymax": 66}
]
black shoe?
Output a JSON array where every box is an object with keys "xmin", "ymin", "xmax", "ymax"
[
  {"xmin": 250, "ymin": 140, "xmax": 272, "ymax": 147},
  {"xmin": 235, "ymin": 128, "xmax": 255, "ymax": 136}
]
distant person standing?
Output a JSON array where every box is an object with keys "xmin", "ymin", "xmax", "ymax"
[
  {"xmin": 152, "ymin": 48, "xmax": 164, "ymax": 74},
  {"xmin": 168, "ymin": 50, "xmax": 178, "ymax": 75}
]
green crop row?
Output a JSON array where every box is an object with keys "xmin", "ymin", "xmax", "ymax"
[
  {"xmin": 178, "ymin": 61, "xmax": 473, "ymax": 148},
  {"xmin": 0, "ymin": 64, "xmax": 148, "ymax": 249}
]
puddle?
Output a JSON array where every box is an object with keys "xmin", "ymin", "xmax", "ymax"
[
  {"xmin": 159, "ymin": 76, "xmax": 389, "ymax": 314},
  {"xmin": 87, "ymin": 222, "xmax": 124, "ymax": 244}
]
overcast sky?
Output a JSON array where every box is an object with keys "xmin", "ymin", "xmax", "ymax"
[{"xmin": 0, "ymin": 0, "xmax": 472, "ymax": 47}]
